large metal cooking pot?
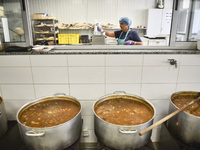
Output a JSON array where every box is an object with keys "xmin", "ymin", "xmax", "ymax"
[
  {"xmin": 0, "ymin": 96, "xmax": 8, "ymax": 137},
  {"xmin": 16, "ymin": 93, "xmax": 82, "ymax": 150},
  {"xmin": 93, "ymin": 91, "xmax": 156, "ymax": 150},
  {"xmin": 167, "ymin": 91, "xmax": 200, "ymax": 148}
]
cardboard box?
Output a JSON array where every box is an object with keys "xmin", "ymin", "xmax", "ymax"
[{"xmin": 33, "ymin": 13, "xmax": 47, "ymax": 19}]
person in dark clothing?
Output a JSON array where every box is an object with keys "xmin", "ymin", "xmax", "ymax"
[{"xmin": 97, "ymin": 17, "xmax": 142, "ymax": 45}]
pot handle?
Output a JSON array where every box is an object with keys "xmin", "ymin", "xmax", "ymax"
[
  {"xmin": 113, "ymin": 91, "xmax": 127, "ymax": 95},
  {"xmin": 26, "ymin": 131, "xmax": 45, "ymax": 137},
  {"xmin": 119, "ymin": 128, "xmax": 137, "ymax": 134},
  {"xmin": 54, "ymin": 93, "xmax": 66, "ymax": 97}
]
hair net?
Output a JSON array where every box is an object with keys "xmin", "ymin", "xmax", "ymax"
[{"xmin": 119, "ymin": 17, "xmax": 132, "ymax": 27}]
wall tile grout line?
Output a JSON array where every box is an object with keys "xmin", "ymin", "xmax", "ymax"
[{"xmin": 29, "ymin": 55, "xmax": 37, "ymax": 99}]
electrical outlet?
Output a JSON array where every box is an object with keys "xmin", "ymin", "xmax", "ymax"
[{"xmin": 82, "ymin": 128, "xmax": 89, "ymax": 137}]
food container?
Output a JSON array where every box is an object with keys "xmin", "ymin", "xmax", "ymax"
[
  {"xmin": 32, "ymin": 46, "xmax": 54, "ymax": 52},
  {"xmin": 16, "ymin": 93, "xmax": 82, "ymax": 150},
  {"xmin": 80, "ymin": 35, "xmax": 89, "ymax": 43},
  {"xmin": 42, "ymin": 46, "xmax": 54, "ymax": 52},
  {"xmin": 167, "ymin": 91, "xmax": 200, "ymax": 148},
  {"xmin": 93, "ymin": 91, "xmax": 156, "ymax": 150},
  {"xmin": 32, "ymin": 46, "xmax": 45, "ymax": 52},
  {"xmin": 0, "ymin": 96, "xmax": 8, "ymax": 137},
  {"xmin": 33, "ymin": 13, "xmax": 47, "ymax": 19},
  {"xmin": 58, "ymin": 34, "xmax": 80, "ymax": 44},
  {"xmin": 105, "ymin": 38, "xmax": 117, "ymax": 45}
]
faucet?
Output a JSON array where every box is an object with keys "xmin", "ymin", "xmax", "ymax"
[{"xmin": 168, "ymin": 59, "xmax": 177, "ymax": 68}]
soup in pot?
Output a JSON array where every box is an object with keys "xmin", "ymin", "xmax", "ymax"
[
  {"xmin": 172, "ymin": 94, "xmax": 200, "ymax": 117},
  {"xmin": 19, "ymin": 99, "xmax": 81, "ymax": 128},
  {"xmin": 94, "ymin": 98, "xmax": 154, "ymax": 125}
]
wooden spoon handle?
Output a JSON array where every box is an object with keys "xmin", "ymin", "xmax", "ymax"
[{"xmin": 139, "ymin": 97, "xmax": 200, "ymax": 136}]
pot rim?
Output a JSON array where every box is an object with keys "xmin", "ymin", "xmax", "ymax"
[
  {"xmin": 16, "ymin": 94, "xmax": 82, "ymax": 129},
  {"xmin": 170, "ymin": 91, "xmax": 200, "ymax": 119},
  {"xmin": 92, "ymin": 91, "xmax": 156, "ymax": 127}
]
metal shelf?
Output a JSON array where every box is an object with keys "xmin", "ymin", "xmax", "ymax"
[
  {"xmin": 34, "ymin": 32, "xmax": 58, "ymax": 34},
  {"xmin": 58, "ymin": 27, "xmax": 147, "ymax": 30},
  {"xmin": 133, "ymin": 28, "xmax": 147, "ymax": 30},
  {"xmin": 33, "ymin": 19, "xmax": 58, "ymax": 21},
  {"xmin": 59, "ymin": 28, "xmax": 92, "ymax": 30},
  {"xmin": 32, "ymin": 19, "xmax": 58, "ymax": 45}
]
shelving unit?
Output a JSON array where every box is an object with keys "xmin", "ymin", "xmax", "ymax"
[
  {"xmin": 132, "ymin": 28, "xmax": 147, "ymax": 37},
  {"xmin": 58, "ymin": 27, "xmax": 146, "ymax": 30},
  {"xmin": 102, "ymin": 27, "xmax": 147, "ymax": 36},
  {"xmin": 58, "ymin": 27, "xmax": 147, "ymax": 38},
  {"xmin": 32, "ymin": 19, "xmax": 58, "ymax": 45}
]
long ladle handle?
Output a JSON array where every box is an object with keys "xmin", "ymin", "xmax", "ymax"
[{"xmin": 139, "ymin": 97, "xmax": 200, "ymax": 136}]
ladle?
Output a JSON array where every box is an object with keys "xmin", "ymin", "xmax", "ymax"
[{"xmin": 139, "ymin": 96, "xmax": 200, "ymax": 136}]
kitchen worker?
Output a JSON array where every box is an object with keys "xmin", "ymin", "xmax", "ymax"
[{"xmin": 97, "ymin": 17, "xmax": 142, "ymax": 45}]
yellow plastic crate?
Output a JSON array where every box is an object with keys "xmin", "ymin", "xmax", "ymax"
[{"xmin": 58, "ymin": 34, "xmax": 80, "ymax": 44}]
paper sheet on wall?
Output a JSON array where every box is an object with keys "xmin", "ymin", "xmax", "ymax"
[{"xmin": 2, "ymin": 17, "xmax": 10, "ymax": 42}]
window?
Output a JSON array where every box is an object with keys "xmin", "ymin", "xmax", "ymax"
[
  {"xmin": 0, "ymin": 0, "xmax": 198, "ymax": 49},
  {"xmin": 0, "ymin": 0, "xmax": 32, "ymax": 46},
  {"xmin": 175, "ymin": 0, "xmax": 200, "ymax": 42},
  {"xmin": 2, "ymin": 0, "xmax": 25, "ymax": 42}
]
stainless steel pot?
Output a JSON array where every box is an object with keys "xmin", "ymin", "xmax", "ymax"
[
  {"xmin": 16, "ymin": 93, "xmax": 82, "ymax": 150},
  {"xmin": 0, "ymin": 96, "xmax": 8, "ymax": 137},
  {"xmin": 93, "ymin": 91, "xmax": 156, "ymax": 150},
  {"xmin": 167, "ymin": 91, "xmax": 200, "ymax": 148}
]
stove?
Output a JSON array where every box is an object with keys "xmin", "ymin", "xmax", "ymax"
[
  {"xmin": 0, "ymin": 121, "xmax": 80, "ymax": 150},
  {"xmin": 158, "ymin": 123, "xmax": 200, "ymax": 150},
  {"xmin": 96, "ymin": 140, "xmax": 155, "ymax": 150}
]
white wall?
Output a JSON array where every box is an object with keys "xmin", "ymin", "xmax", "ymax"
[
  {"xmin": 28, "ymin": 0, "xmax": 173, "ymax": 28},
  {"xmin": 0, "ymin": 54, "xmax": 200, "ymax": 143}
]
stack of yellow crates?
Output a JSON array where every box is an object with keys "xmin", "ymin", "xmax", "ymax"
[{"xmin": 58, "ymin": 33, "xmax": 80, "ymax": 44}]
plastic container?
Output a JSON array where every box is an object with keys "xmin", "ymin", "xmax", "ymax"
[
  {"xmin": 32, "ymin": 46, "xmax": 45, "ymax": 52},
  {"xmin": 58, "ymin": 34, "xmax": 80, "ymax": 44},
  {"xmin": 148, "ymin": 39, "xmax": 167, "ymax": 46},
  {"xmin": 80, "ymin": 35, "xmax": 89, "ymax": 43},
  {"xmin": 32, "ymin": 46, "xmax": 54, "ymax": 52},
  {"xmin": 33, "ymin": 13, "xmax": 47, "ymax": 19}
]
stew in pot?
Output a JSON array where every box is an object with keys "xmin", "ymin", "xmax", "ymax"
[
  {"xmin": 19, "ymin": 99, "xmax": 81, "ymax": 128},
  {"xmin": 172, "ymin": 94, "xmax": 200, "ymax": 117},
  {"xmin": 94, "ymin": 98, "xmax": 154, "ymax": 125}
]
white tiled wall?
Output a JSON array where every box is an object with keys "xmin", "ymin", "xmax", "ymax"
[
  {"xmin": 0, "ymin": 67, "xmax": 33, "ymax": 83},
  {"xmin": 0, "ymin": 55, "xmax": 31, "ymax": 66},
  {"xmin": 1, "ymin": 85, "xmax": 35, "ymax": 100},
  {"xmin": 0, "ymin": 54, "xmax": 200, "ymax": 143}
]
